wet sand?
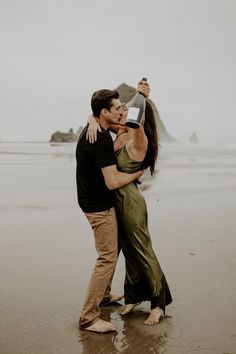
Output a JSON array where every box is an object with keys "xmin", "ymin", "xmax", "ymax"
[{"xmin": 0, "ymin": 142, "xmax": 236, "ymax": 354}]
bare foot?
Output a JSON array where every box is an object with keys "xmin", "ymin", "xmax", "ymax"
[
  {"xmin": 143, "ymin": 307, "xmax": 164, "ymax": 326},
  {"xmin": 120, "ymin": 302, "xmax": 142, "ymax": 315},
  {"xmin": 100, "ymin": 294, "xmax": 124, "ymax": 306},
  {"xmin": 108, "ymin": 294, "xmax": 124, "ymax": 303},
  {"xmin": 84, "ymin": 319, "xmax": 117, "ymax": 333}
]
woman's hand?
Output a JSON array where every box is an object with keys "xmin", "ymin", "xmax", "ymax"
[
  {"xmin": 137, "ymin": 80, "xmax": 150, "ymax": 98},
  {"xmin": 86, "ymin": 115, "xmax": 101, "ymax": 143}
]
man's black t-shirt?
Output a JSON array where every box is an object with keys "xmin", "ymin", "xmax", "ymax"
[{"xmin": 75, "ymin": 125, "xmax": 116, "ymax": 213}]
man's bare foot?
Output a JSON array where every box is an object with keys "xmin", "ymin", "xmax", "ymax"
[
  {"xmin": 143, "ymin": 307, "xmax": 164, "ymax": 326},
  {"xmin": 83, "ymin": 319, "xmax": 117, "ymax": 333},
  {"xmin": 120, "ymin": 302, "xmax": 142, "ymax": 315}
]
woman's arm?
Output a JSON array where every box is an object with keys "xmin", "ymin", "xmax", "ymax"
[
  {"xmin": 86, "ymin": 116, "xmax": 127, "ymax": 143},
  {"xmin": 109, "ymin": 123, "xmax": 128, "ymax": 136},
  {"xmin": 86, "ymin": 114, "xmax": 101, "ymax": 143},
  {"xmin": 129, "ymin": 120, "xmax": 148, "ymax": 153}
]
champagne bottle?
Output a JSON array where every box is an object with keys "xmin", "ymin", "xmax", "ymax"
[{"xmin": 125, "ymin": 77, "xmax": 147, "ymax": 128}]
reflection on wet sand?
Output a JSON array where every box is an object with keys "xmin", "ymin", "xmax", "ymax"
[{"xmin": 78, "ymin": 305, "xmax": 175, "ymax": 354}]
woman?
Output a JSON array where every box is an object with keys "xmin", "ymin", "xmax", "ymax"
[{"xmin": 88, "ymin": 81, "xmax": 172, "ymax": 325}]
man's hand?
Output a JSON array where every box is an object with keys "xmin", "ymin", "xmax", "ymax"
[{"xmin": 137, "ymin": 79, "xmax": 150, "ymax": 98}]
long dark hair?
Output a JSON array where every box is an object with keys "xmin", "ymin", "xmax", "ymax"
[{"xmin": 141, "ymin": 100, "xmax": 158, "ymax": 175}]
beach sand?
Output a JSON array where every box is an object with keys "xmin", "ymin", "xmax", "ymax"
[{"xmin": 0, "ymin": 142, "xmax": 235, "ymax": 354}]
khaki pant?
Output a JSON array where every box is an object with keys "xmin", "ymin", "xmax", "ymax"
[{"xmin": 79, "ymin": 207, "xmax": 118, "ymax": 329}]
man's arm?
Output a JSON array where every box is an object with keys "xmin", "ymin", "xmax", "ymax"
[{"xmin": 101, "ymin": 165, "xmax": 142, "ymax": 190}]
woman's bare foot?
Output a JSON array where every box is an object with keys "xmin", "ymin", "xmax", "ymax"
[
  {"xmin": 84, "ymin": 319, "xmax": 117, "ymax": 333},
  {"xmin": 143, "ymin": 307, "xmax": 164, "ymax": 326},
  {"xmin": 100, "ymin": 294, "xmax": 124, "ymax": 306},
  {"xmin": 108, "ymin": 294, "xmax": 124, "ymax": 303},
  {"xmin": 120, "ymin": 302, "xmax": 142, "ymax": 315}
]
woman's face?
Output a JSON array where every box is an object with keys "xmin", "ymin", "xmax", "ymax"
[{"xmin": 119, "ymin": 106, "xmax": 128, "ymax": 125}]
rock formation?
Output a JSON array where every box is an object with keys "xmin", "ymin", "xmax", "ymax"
[
  {"xmin": 51, "ymin": 83, "xmax": 174, "ymax": 143},
  {"xmin": 50, "ymin": 128, "xmax": 78, "ymax": 143},
  {"xmin": 116, "ymin": 83, "xmax": 175, "ymax": 142},
  {"xmin": 189, "ymin": 132, "xmax": 199, "ymax": 143}
]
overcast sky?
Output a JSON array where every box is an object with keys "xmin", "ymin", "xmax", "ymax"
[{"xmin": 0, "ymin": 0, "xmax": 235, "ymax": 144}]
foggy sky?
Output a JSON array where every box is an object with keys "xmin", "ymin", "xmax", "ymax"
[{"xmin": 0, "ymin": 0, "xmax": 236, "ymax": 144}]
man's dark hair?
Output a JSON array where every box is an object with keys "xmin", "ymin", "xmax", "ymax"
[{"xmin": 91, "ymin": 89, "xmax": 119, "ymax": 118}]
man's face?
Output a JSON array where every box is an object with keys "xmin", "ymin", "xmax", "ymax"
[{"xmin": 106, "ymin": 98, "xmax": 122, "ymax": 125}]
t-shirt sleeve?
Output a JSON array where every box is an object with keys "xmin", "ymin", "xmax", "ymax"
[{"xmin": 92, "ymin": 134, "xmax": 116, "ymax": 168}]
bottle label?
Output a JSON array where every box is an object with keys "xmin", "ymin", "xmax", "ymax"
[{"xmin": 127, "ymin": 107, "xmax": 140, "ymax": 121}]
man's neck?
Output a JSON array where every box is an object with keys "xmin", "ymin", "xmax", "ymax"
[{"xmin": 98, "ymin": 116, "xmax": 109, "ymax": 130}]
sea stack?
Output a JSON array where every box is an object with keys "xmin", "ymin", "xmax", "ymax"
[
  {"xmin": 189, "ymin": 132, "xmax": 199, "ymax": 143},
  {"xmin": 116, "ymin": 82, "xmax": 175, "ymax": 143},
  {"xmin": 49, "ymin": 128, "xmax": 78, "ymax": 143}
]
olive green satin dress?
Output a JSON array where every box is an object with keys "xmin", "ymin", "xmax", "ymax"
[{"xmin": 114, "ymin": 145, "xmax": 172, "ymax": 310}]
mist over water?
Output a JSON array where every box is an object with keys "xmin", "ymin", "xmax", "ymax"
[{"xmin": 1, "ymin": 0, "xmax": 236, "ymax": 145}]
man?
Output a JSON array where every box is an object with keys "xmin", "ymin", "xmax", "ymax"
[{"xmin": 76, "ymin": 88, "xmax": 143, "ymax": 333}]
